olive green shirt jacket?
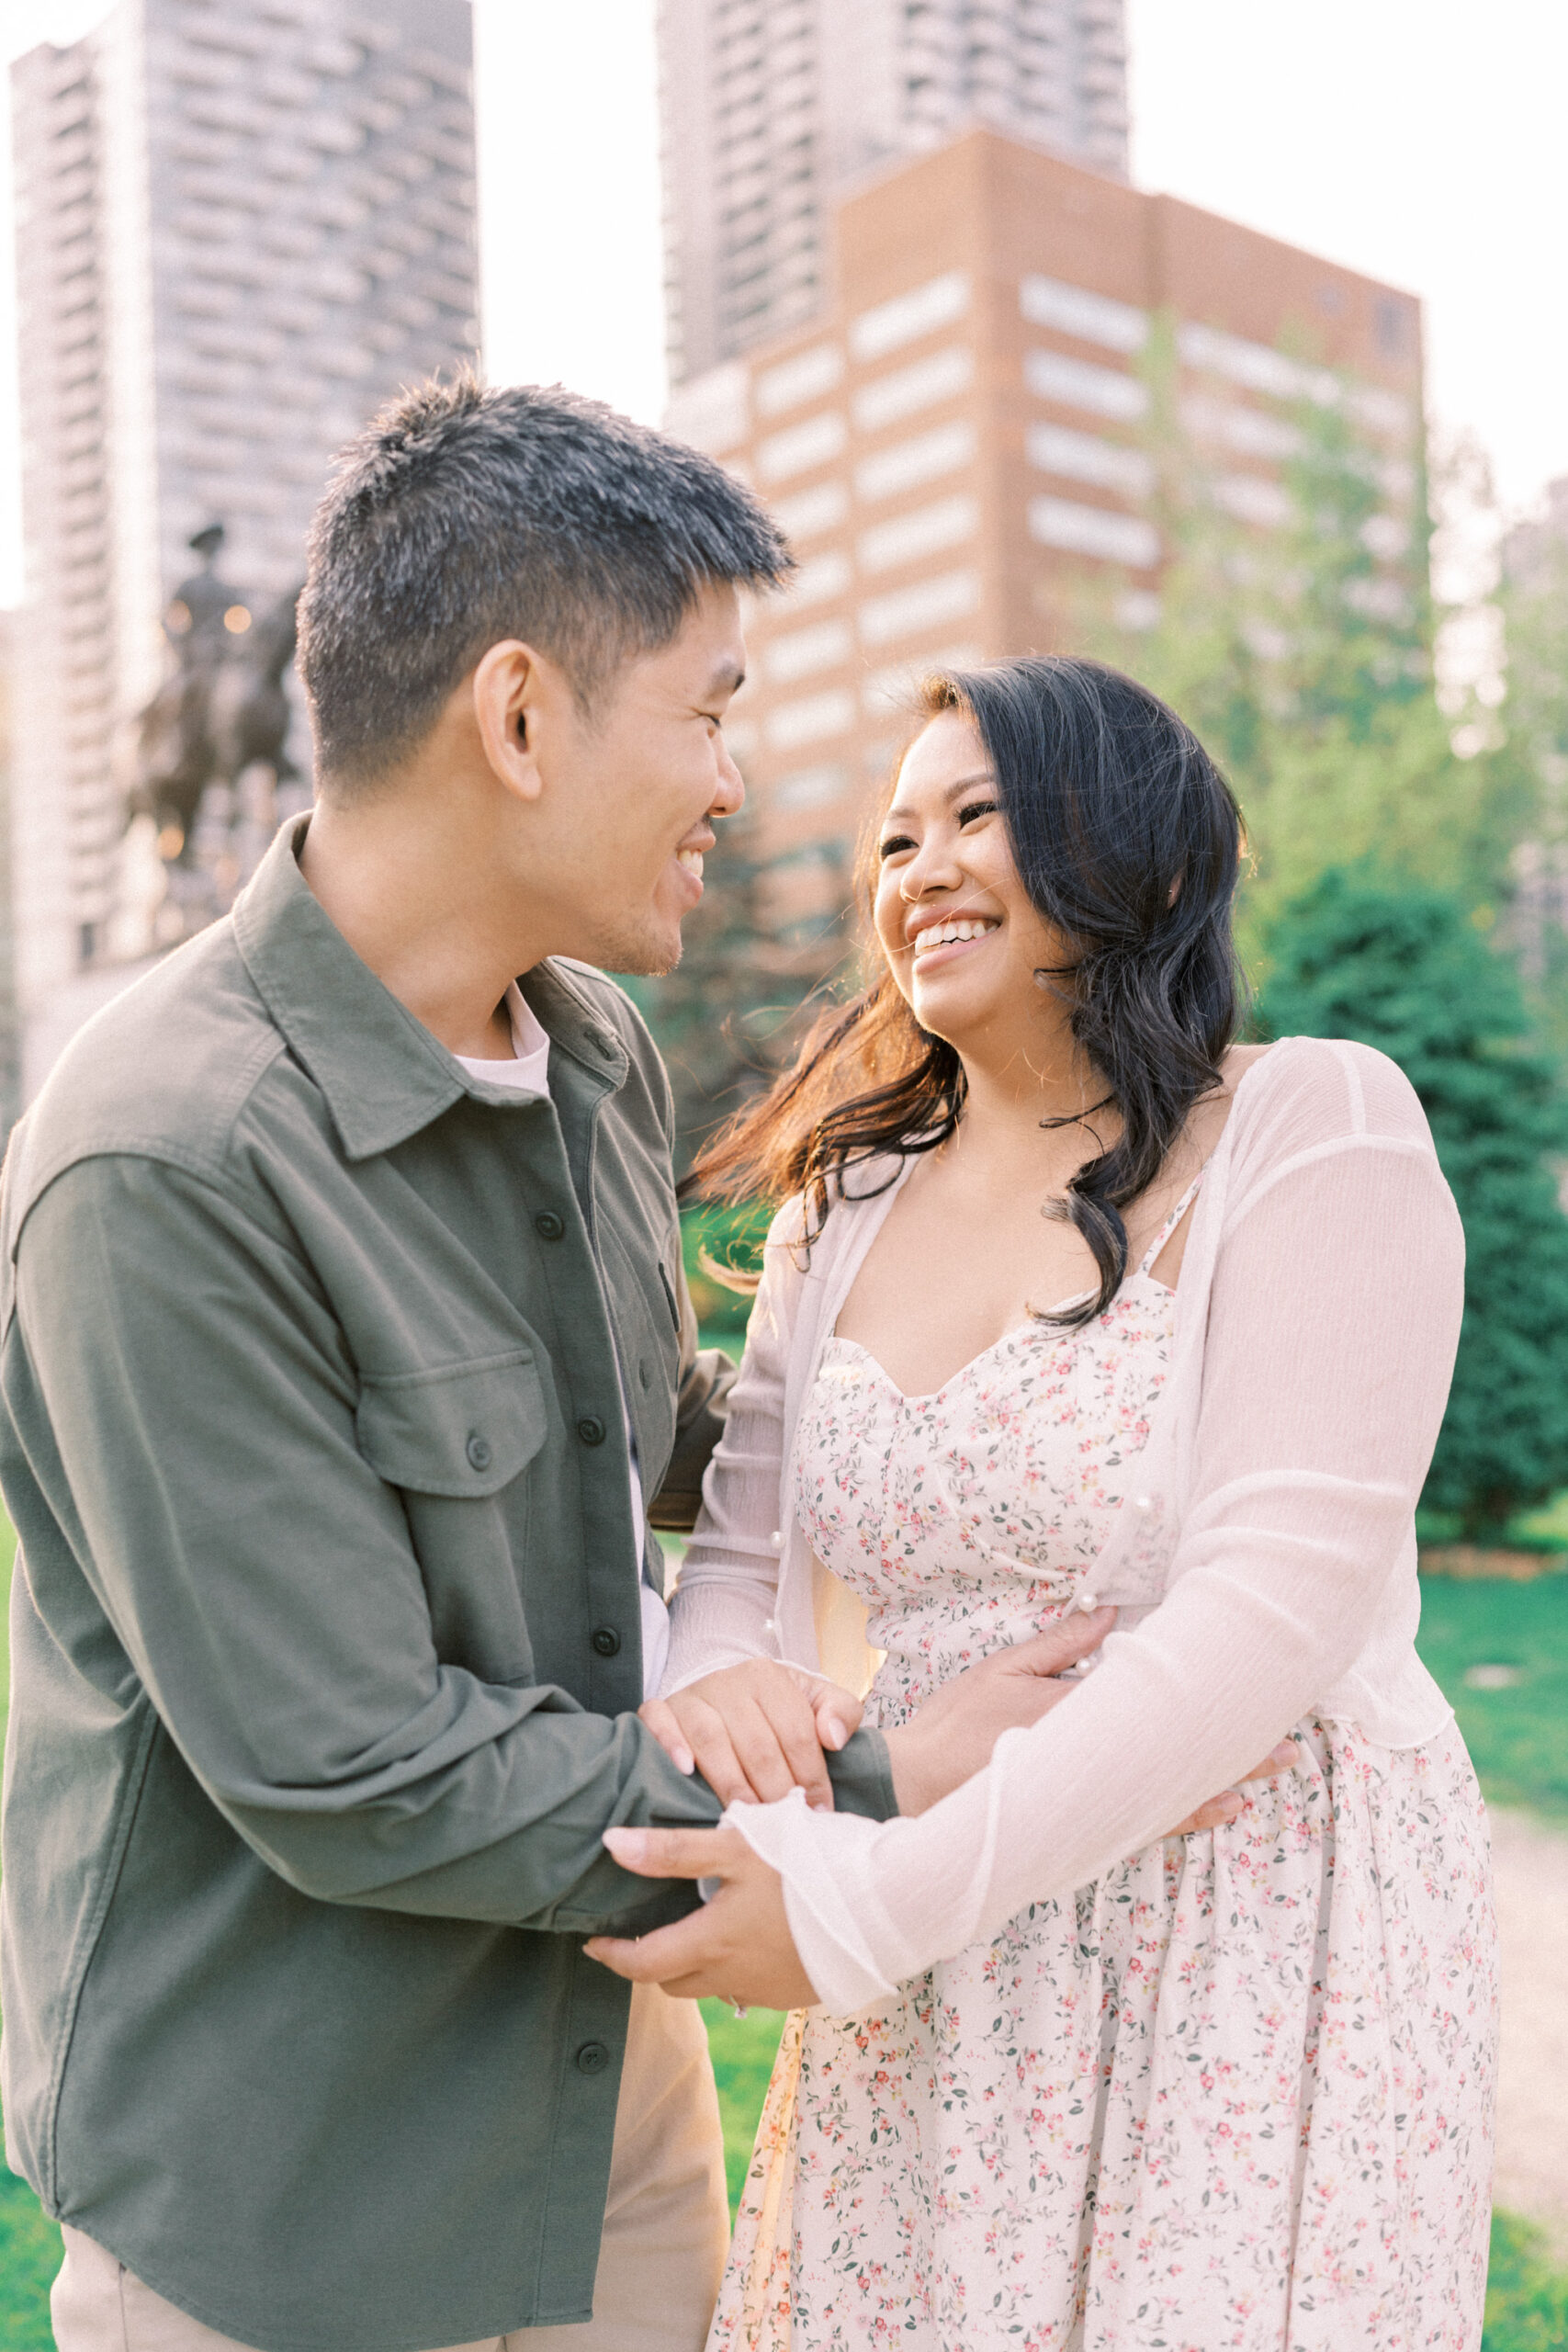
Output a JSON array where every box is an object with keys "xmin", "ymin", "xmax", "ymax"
[{"xmin": 0, "ymin": 819, "xmax": 896, "ymax": 2352}]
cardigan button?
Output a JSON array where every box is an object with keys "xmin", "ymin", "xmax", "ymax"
[
  {"xmin": 770, "ymin": 1530, "xmax": 784, "ymax": 1551},
  {"xmin": 535, "ymin": 1210, "xmax": 565, "ymax": 1241},
  {"xmin": 465, "ymin": 1433, "xmax": 492, "ymax": 1472},
  {"xmin": 578, "ymin": 1416, "xmax": 607, "ymax": 1446},
  {"xmin": 575, "ymin": 2040, "xmax": 610, "ymax": 2075},
  {"xmin": 591, "ymin": 1625, "xmax": 622, "ymax": 1657}
]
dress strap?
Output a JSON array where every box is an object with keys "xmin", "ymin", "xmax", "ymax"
[{"xmin": 1137, "ymin": 1169, "xmax": 1205, "ymax": 1278}]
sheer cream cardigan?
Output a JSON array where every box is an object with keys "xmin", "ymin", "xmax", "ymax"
[{"xmin": 661, "ymin": 1036, "xmax": 1466, "ymax": 2013}]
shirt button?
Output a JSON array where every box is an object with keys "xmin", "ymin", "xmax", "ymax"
[
  {"xmin": 592, "ymin": 1625, "xmax": 622, "ymax": 1657},
  {"xmin": 575, "ymin": 2040, "xmax": 610, "ymax": 2075},
  {"xmin": 578, "ymin": 1415, "xmax": 606, "ymax": 1446},
  {"xmin": 466, "ymin": 1433, "xmax": 492, "ymax": 1471},
  {"xmin": 535, "ymin": 1211, "xmax": 565, "ymax": 1241}
]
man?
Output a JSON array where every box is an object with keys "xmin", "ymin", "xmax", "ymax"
[{"xmin": 0, "ymin": 378, "xmax": 1107, "ymax": 2352}]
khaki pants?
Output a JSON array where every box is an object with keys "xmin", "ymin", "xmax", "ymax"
[{"xmin": 51, "ymin": 1985, "xmax": 728, "ymax": 2352}]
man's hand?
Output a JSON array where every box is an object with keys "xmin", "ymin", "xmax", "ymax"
[
  {"xmin": 639, "ymin": 1659, "xmax": 864, "ymax": 1810},
  {"xmin": 585, "ymin": 1825, "xmax": 816, "ymax": 2010}
]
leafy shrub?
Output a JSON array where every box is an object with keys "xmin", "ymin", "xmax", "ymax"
[{"xmin": 1258, "ymin": 869, "xmax": 1568, "ymax": 1537}]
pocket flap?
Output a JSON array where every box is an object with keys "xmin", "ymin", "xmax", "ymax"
[{"xmin": 355, "ymin": 1352, "xmax": 547, "ymax": 1498}]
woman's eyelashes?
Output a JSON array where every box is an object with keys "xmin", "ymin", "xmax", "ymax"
[{"xmin": 880, "ymin": 801, "xmax": 998, "ymax": 862}]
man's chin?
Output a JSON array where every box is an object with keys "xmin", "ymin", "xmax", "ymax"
[{"xmin": 584, "ymin": 920, "xmax": 683, "ymax": 980}]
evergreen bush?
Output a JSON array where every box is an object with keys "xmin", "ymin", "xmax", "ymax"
[{"xmin": 1258, "ymin": 867, "xmax": 1568, "ymax": 1537}]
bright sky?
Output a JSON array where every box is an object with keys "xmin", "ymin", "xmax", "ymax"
[{"xmin": 1, "ymin": 0, "xmax": 1563, "ymax": 610}]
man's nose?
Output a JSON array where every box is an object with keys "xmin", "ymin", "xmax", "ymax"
[{"xmin": 711, "ymin": 740, "xmax": 745, "ymax": 816}]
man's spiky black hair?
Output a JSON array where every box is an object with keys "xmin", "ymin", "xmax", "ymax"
[{"xmin": 297, "ymin": 370, "xmax": 791, "ymax": 792}]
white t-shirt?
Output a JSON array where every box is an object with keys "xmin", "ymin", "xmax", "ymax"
[{"xmin": 455, "ymin": 983, "xmax": 670, "ymax": 1698}]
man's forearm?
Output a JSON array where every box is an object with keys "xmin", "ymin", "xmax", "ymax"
[{"xmin": 826, "ymin": 1725, "xmax": 900, "ymax": 1821}]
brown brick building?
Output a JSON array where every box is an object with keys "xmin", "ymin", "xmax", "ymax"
[{"xmin": 665, "ymin": 129, "xmax": 1424, "ymax": 952}]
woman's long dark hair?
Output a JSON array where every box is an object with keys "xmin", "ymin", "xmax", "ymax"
[{"xmin": 687, "ymin": 655, "xmax": 1244, "ymax": 1325}]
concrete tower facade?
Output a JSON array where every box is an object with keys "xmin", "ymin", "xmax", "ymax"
[
  {"xmin": 9, "ymin": 0, "xmax": 478, "ymax": 1097},
  {"xmin": 657, "ymin": 0, "xmax": 1128, "ymax": 385}
]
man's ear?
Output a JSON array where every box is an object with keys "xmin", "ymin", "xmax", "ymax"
[{"xmin": 472, "ymin": 639, "xmax": 553, "ymax": 804}]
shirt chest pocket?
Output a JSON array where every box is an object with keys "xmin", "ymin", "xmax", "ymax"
[{"xmin": 355, "ymin": 1351, "xmax": 548, "ymax": 1498}]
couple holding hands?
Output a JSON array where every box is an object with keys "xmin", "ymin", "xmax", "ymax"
[{"xmin": 2, "ymin": 377, "xmax": 1495, "ymax": 2352}]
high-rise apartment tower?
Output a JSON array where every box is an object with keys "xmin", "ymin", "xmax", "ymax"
[
  {"xmin": 657, "ymin": 0, "xmax": 1128, "ymax": 384},
  {"xmin": 10, "ymin": 0, "xmax": 478, "ymax": 1096}
]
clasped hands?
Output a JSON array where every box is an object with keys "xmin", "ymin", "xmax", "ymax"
[{"xmin": 583, "ymin": 1609, "xmax": 1300, "ymax": 2010}]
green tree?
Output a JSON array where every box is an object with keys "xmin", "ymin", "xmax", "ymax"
[
  {"xmin": 1258, "ymin": 866, "xmax": 1568, "ymax": 1537},
  {"xmin": 1484, "ymin": 495, "xmax": 1568, "ymax": 1054},
  {"xmin": 1084, "ymin": 324, "xmax": 1502, "ymax": 967}
]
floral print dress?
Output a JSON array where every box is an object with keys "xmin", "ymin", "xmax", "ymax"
[{"xmin": 707, "ymin": 1185, "xmax": 1497, "ymax": 2352}]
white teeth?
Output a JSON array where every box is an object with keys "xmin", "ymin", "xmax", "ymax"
[
  {"xmin": 676, "ymin": 849, "xmax": 704, "ymax": 877},
  {"xmin": 912, "ymin": 917, "xmax": 998, "ymax": 955}
]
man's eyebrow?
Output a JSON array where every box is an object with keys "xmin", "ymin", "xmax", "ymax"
[{"xmin": 881, "ymin": 769, "xmax": 997, "ymax": 826}]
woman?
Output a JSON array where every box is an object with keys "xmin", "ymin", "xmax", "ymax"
[{"xmin": 590, "ymin": 658, "xmax": 1497, "ymax": 2350}]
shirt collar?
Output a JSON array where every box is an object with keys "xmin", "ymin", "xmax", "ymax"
[{"xmin": 233, "ymin": 815, "xmax": 630, "ymax": 1162}]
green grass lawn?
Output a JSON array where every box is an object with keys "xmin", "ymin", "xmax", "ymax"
[
  {"xmin": 1415, "ymin": 1567, "xmax": 1568, "ymax": 1819},
  {"xmin": 700, "ymin": 2000, "xmax": 786, "ymax": 2211}
]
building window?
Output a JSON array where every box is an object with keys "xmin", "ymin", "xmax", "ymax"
[
  {"xmin": 1025, "ymin": 346, "xmax": 1147, "ymax": 422},
  {"xmin": 758, "ymin": 409, "xmax": 848, "ymax": 482},
  {"xmin": 1030, "ymin": 496, "xmax": 1158, "ymax": 567},
  {"xmin": 850, "ymin": 270, "xmax": 969, "ymax": 362},
  {"xmin": 1020, "ymin": 273, "xmax": 1146, "ymax": 354},
  {"xmin": 855, "ymin": 418, "xmax": 976, "ymax": 502},
  {"xmin": 858, "ymin": 568, "xmax": 981, "ymax": 647},
  {"xmin": 1027, "ymin": 421, "xmax": 1153, "ymax": 498},
  {"xmin": 765, "ymin": 686, "xmax": 857, "ymax": 751},
  {"xmin": 852, "ymin": 345, "xmax": 973, "ymax": 433},
  {"xmin": 763, "ymin": 616, "xmax": 853, "ymax": 684},
  {"xmin": 857, "ymin": 492, "xmax": 978, "ymax": 573}
]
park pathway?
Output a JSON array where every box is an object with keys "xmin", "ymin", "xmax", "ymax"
[{"xmin": 1490, "ymin": 1804, "xmax": 1568, "ymax": 2255}]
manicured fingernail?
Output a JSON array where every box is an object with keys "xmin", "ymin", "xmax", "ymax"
[
  {"xmin": 674, "ymin": 1747, "xmax": 695, "ymax": 1775},
  {"xmin": 809, "ymin": 1796, "xmax": 832, "ymax": 1812},
  {"xmin": 823, "ymin": 1717, "xmax": 847, "ymax": 1751},
  {"xmin": 603, "ymin": 1827, "xmax": 648, "ymax": 1864},
  {"xmin": 1272, "ymin": 1741, "xmax": 1299, "ymax": 1768}
]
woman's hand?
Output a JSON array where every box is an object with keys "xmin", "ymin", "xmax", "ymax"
[
  {"xmin": 584, "ymin": 1825, "xmax": 816, "ymax": 2009},
  {"xmin": 1168, "ymin": 1738, "xmax": 1304, "ymax": 1834},
  {"xmin": 639, "ymin": 1659, "xmax": 865, "ymax": 1810}
]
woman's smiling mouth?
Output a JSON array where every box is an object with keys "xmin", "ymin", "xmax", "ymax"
[{"xmin": 910, "ymin": 915, "xmax": 1000, "ymax": 967}]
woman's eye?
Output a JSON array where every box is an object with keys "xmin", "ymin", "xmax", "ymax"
[
  {"xmin": 957, "ymin": 797, "xmax": 998, "ymax": 828},
  {"xmin": 878, "ymin": 834, "xmax": 916, "ymax": 861}
]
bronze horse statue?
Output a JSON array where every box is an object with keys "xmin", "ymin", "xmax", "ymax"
[{"xmin": 130, "ymin": 524, "xmax": 301, "ymax": 865}]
